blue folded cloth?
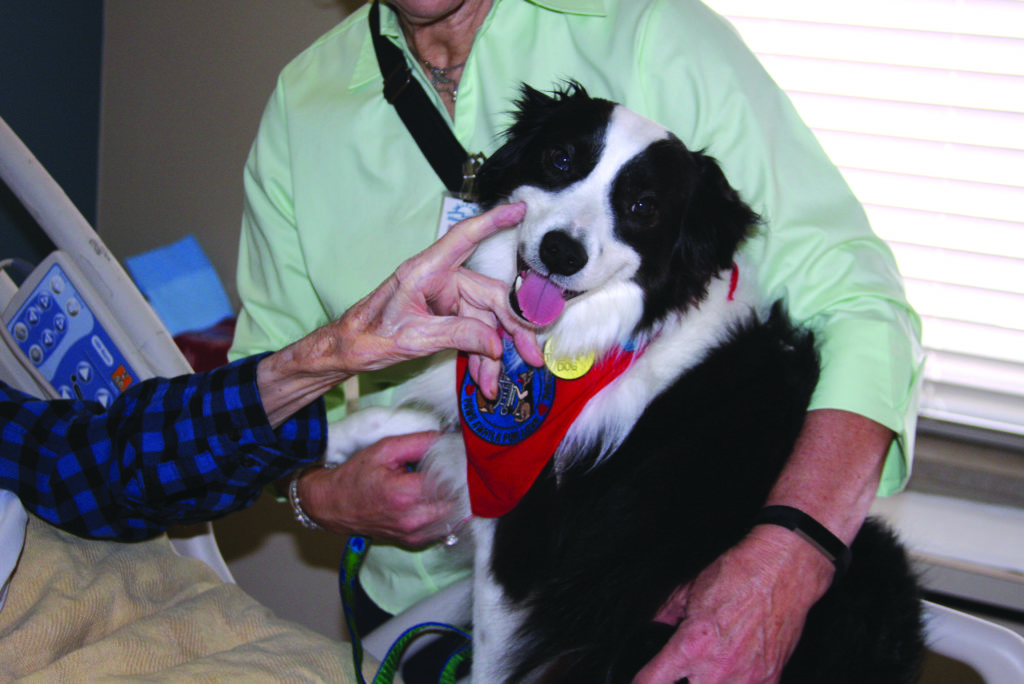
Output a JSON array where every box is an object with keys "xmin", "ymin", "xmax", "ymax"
[{"xmin": 125, "ymin": 235, "xmax": 233, "ymax": 336}]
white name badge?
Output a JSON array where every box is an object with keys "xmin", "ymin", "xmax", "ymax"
[{"xmin": 438, "ymin": 193, "xmax": 481, "ymax": 240}]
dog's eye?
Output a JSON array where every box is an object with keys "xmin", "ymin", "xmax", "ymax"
[
  {"xmin": 547, "ymin": 147, "xmax": 571, "ymax": 173},
  {"xmin": 631, "ymin": 197, "xmax": 658, "ymax": 218}
]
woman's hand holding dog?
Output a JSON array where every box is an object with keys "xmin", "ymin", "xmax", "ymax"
[
  {"xmin": 297, "ymin": 432, "xmax": 456, "ymax": 546},
  {"xmin": 634, "ymin": 525, "xmax": 834, "ymax": 684},
  {"xmin": 634, "ymin": 409, "xmax": 893, "ymax": 684}
]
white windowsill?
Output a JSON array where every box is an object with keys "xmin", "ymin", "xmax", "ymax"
[
  {"xmin": 868, "ymin": 432, "xmax": 1024, "ymax": 622},
  {"xmin": 871, "ymin": 427, "xmax": 1024, "ymax": 630},
  {"xmin": 871, "ymin": 491, "xmax": 1024, "ymax": 579}
]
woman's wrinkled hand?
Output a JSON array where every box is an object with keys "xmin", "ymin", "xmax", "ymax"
[
  {"xmin": 297, "ymin": 431, "xmax": 455, "ymax": 547},
  {"xmin": 633, "ymin": 525, "xmax": 834, "ymax": 684},
  {"xmin": 258, "ymin": 203, "xmax": 542, "ymax": 425}
]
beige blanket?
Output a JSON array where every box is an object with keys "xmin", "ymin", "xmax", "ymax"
[{"xmin": 0, "ymin": 516, "xmax": 379, "ymax": 682}]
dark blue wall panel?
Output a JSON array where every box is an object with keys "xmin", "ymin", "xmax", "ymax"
[{"xmin": 0, "ymin": 1, "xmax": 103, "ymax": 270}]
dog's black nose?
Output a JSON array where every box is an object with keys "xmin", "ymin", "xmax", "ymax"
[{"xmin": 539, "ymin": 230, "xmax": 588, "ymax": 276}]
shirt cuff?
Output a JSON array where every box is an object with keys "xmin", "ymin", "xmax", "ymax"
[
  {"xmin": 196, "ymin": 353, "xmax": 327, "ymax": 474},
  {"xmin": 807, "ymin": 309, "xmax": 925, "ymax": 497}
]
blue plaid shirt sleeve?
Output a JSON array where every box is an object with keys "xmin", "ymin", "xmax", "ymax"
[{"xmin": 0, "ymin": 353, "xmax": 326, "ymax": 541}]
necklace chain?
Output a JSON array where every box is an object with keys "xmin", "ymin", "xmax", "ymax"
[{"xmin": 421, "ymin": 57, "xmax": 465, "ymax": 102}]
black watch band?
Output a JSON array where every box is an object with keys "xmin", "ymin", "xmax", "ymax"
[{"xmin": 753, "ymin": 505, "xmax": 852, "ymax": 583}]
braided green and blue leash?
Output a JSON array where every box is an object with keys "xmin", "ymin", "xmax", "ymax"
[{"xmin": 340, "ymin": 536, "xmax": 471, "ymax": 684}]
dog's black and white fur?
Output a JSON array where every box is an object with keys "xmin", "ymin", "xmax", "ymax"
[{"xmin": 326, "ymin": 84, "xmax": 924, "ymax": 683}]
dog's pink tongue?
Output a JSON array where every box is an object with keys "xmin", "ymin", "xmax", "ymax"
[{"xmin": 516, "ymin": 270, "xmax": 566, "ymax": 326}]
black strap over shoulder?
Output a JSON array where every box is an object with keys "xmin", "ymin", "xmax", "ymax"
[{"xmin": 368, "ymin": 0, "xmax": 471, "ymax": 195}]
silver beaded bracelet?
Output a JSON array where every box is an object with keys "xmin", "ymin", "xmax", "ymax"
[{"xmin": 287, "ymin": 465, "xmax": 336, "ymax": 531}]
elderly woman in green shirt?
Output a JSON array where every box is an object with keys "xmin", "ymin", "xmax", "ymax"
[{"xmin": 229, "ymin": 1, "xmax": 923, "ymax": 682}]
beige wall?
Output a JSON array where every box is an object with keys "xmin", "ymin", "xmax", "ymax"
[
  {"xmin": 98, "ymin": 0, "xmax": 362, "ymax": 641},
  {"xmin": 98, "ymin": 0, "xmax": 359, "ymax": 308}
]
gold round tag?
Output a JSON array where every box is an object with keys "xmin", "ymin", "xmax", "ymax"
[{"xmin": 544, "ymin": 338, "xmax": 595, "ymax": 380}]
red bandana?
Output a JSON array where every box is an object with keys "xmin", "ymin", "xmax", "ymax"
[
  {"xmin": 456, "ymin": 264, "xmax": 736, "ymax": 517},
  {"xmin": 457, "ymin": 339, "xmax": 639, "ymax": 518}
]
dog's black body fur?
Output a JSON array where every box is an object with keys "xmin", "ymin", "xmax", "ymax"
[{"xmin": 470, "ymin": 85, "xmax": 925, "ymax": 683}]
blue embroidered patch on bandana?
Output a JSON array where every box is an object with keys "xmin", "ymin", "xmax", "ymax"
[{"xmin": 459, "ymin": 337, "xmax": 556, "ymax": 446}]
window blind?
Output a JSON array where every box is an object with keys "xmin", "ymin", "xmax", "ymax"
[{"xmin": 703, "ymin": 0, "xmax": 1024, "ymax": 437}]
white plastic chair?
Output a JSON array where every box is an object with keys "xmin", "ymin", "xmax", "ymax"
[{"xmin": 923, "ymin": 600, "xmax": 1024, "ymax": 683}]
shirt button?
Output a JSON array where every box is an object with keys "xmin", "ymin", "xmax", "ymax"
[
  {"xmin": 239, "ymin": 455, "xmax": 258, "ymax": 469},
  {"xmin": 227, "ymin": 427, "xmax": 242, "ymax": 443}
]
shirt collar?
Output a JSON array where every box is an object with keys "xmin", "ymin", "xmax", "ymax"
[
  {"xmin": 527, "ymin": 0, "xmax": 605, "ymax": 14},
  {"xmin": 349, "ymin": 0, "xmax": 607, "ymax": 89}
]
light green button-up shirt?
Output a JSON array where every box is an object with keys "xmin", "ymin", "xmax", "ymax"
[{"xmin": 230, "ymin": 0, "xmax": 923, "ymax": 614}]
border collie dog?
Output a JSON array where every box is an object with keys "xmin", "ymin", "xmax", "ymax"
[{"xmin": 326, "ymin": 84, "xmax": 924, "ymax": 683}]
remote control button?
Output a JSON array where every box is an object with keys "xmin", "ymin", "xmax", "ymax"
[
  {"xmin": 29, "ymin": 345, "xmax": 43, "ymax": 364},
  {"xmin": 53, "ymin": 313, "xmax": 67, "ymax": 333},
  {"xmin": 13, "ymin": 323, "xmax": 28, "ymax": 342},
  {"xmin": 26, "ymin": 307, "xmax": 41, "ymax": 325},
  {"xmin": 50, "ymin": 276, "xmax": 65, "ymax": 294},
  {"xmin": 41, "ymin": 329, "xmax": 56, "ymax": 347},
  {"xmin": 91, "ymin": 335, "xmax": 115, "ymax": 366},
  {"xmin": 37, "ymin": 292, "xmax": 52, "ymax": 310},
  {"xmin": 95, "ymin": 389, "xmax": 112, "ymax": 408},
  {"xmin": 76, "ymin": 361, "xmax": 93, "ymax": 384},
  {"xmin": 66, "ymin": 298, "xmax": 81, "ymax": 316}
]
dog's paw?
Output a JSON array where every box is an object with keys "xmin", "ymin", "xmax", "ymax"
[
  {"xmin": 419, "ymin": 432, "xmax": 470, "ymax": 502},
  {"xmin": 324, "ymin": 406, "xmax": 442, "ymax": 464}
]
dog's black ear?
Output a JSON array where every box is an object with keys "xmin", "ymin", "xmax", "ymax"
[
  {"xmin": 477, "ymin": 82, "xmax": 592, "ymax": 206},
  {"xmin": 680, "ymin": 152, "xmax": 759, "ymax": 275}
]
